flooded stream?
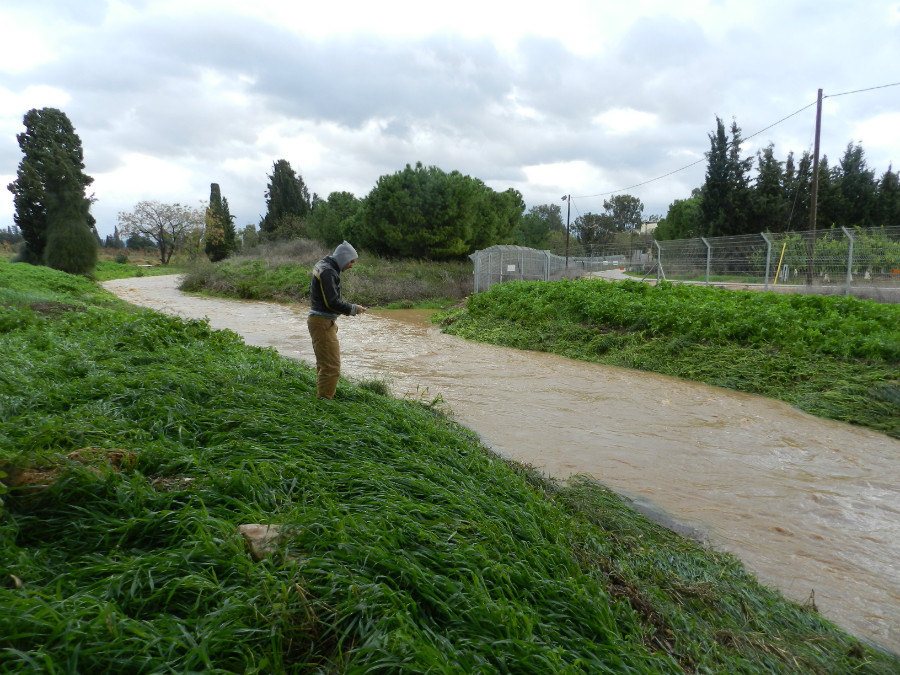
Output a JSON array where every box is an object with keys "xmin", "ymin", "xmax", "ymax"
[{"xmin": 104, "ymin": 274, "xmax": 900, "ymax": 653}]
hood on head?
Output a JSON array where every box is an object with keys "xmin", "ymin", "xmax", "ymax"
[{"xmin": 332, "ymin": 241, "xmax": 358, "ymax": 269}]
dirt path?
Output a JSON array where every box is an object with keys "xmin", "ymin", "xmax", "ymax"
[{"xmin": 104, "ymin": 274, "xmax": 900, "ymax": 653}]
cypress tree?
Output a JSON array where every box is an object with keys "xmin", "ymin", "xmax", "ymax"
[
  {"xmin": 43, "ymin": 190, "xmax": 98, "ymax": 275},
  {"xmin": 7, "ymin": 108, "xmax": 94, "ymax": 265},
  {"xmin": 832, "ymin": 143, "xmax": 877, "ymax": 228},
  {"xmin": 260, "ymin": 159, "xmax": 311, "ymax": 238},
  {"xmin": 700, "ymin": 117, "xmax": 752, "ymax": 236},
  {"xmin": 221, "ymin": 196, "xmax": 237, "ymax": 253},
  {"xmin": 205, "ymin": 183, "xmax": 229, "ymax": 262},
  {"xmin": 751, "ymin": 144, "xmax": 789, "ymax": 232},
  {"xmin": 875, "ymin": 165, "xmax": 900, "ymax": 226}
]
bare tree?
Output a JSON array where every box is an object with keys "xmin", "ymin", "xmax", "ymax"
[{"xmin": 117, "ymin": 200, "xmax": 205, "ymax": 264}]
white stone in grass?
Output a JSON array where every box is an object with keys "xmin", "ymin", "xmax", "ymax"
[{"xmin": 237, "ymin": 523, "xmax": 284, "ymax": 561}]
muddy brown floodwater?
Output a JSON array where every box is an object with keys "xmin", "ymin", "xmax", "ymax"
[{"xmin": 103, "ymin": 274, "xmax": 900, "ymax": 654}]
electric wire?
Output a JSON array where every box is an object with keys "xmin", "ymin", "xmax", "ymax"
[{"xmin": 824, "ymin": 82, "xmax": 900, "ymax": 98}]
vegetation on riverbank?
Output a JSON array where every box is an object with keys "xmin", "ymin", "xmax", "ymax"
[
  {"xmin": 178, "ymin": 239, "xmax": 472, "ymax": 308},
  {"xmin": 440, "ymin": 278, "xmax": 900, "ymax": 438},
  {"xmin": 2, "ymin": 261, "xmax": 897, "ymax": 672}
]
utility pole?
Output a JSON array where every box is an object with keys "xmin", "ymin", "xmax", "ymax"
[
  {"xmin": 807, "ymin": 88, "xmax": 823, "ymax": 285},
  {"xmin": 562, "ymin": 194, "xmax": 571, "ymax": 268}
]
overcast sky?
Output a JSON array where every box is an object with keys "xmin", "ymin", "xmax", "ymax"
[{"xmin": 1, "ymin": 0, "xmax": 899, "ymax": 239}]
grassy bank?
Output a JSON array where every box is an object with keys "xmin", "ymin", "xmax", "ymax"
[
  {"xmin": 2, "ymin": 261, "xmax": 897, "ymax": 672},
  {"xmin": 439, "ymin": 278, "xmax": 900, "ymax": 438},
  {"xmin": 178, "ymin": 239, "xmax": 473, "ymax": 308}
]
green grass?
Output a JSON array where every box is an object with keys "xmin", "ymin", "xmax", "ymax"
[
  {"xmin": 2, "ymin": 263, "xmax": 897, "ymax": 673},
  {"xmin": 439, "ymin": 278, "xmax": 900, "ymax": 438},
  {"xmin": 0, "ymin": 260, "xmax": 125, "ymax": 309}
]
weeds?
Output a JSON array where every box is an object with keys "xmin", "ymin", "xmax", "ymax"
[{"xmin": 355, "ymin": 376, "xmax": 393, "ymax": 397}]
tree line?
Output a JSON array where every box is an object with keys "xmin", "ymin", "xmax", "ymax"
[
  {"xmin": 255, "ymin": 162, "xmax": 659, "ymax": 258},
  {"xmin": 8, "ymin": 107, "xmax": 899, "ymax": 274},
  {"xmin": 654, "ymin": 116, "xmax": 900, "ymax": 240}
]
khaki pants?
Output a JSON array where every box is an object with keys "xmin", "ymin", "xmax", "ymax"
[{"xmin": 307, "ymin": 316, "xmax": 341, "ymax": 399}]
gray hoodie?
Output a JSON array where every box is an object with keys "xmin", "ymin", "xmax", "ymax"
[
  {"xmin": 332, "ymin": 241, "xmax": 358, "ymax": 270},
  {"xmin": 308, "ymin": 241, "xmax": 360, "ymax": 319}
]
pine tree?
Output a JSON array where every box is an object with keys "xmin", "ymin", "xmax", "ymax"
[{"xmin": 7, "ymin": 108, "xmax": 95, "ymax": 266}]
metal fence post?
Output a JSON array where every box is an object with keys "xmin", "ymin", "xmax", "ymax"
[
  {"xmin": 701, "ymin": 237, "xmax": 711, "ymax": 285},
  {"xmin": 489, "ymin": 250, "xmax": 495, "ymax": 290},
  {"xmin": 761, "ymin": 233, "xmax": 773, "ymax": 290},
  {"xmin": 654, "ymin": 240, "xmax": 665, "ymax": 281},
  {"xmin": 841, "ymin": 226, "xmax": 855, "ymax": 296}
]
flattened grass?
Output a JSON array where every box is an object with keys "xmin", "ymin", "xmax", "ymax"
[{"xmin": 1, "ymin": 264, "xmax": 898, "ymax": 673}]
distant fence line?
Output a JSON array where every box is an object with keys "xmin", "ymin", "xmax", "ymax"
[{"xmin": 470, "ymin": 226, "xmax": 900, "ymax": 302}]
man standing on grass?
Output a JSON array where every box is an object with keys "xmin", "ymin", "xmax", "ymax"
[{"xmin": 307, "ymin": 241, "xmax": 368, "ymax": 399}]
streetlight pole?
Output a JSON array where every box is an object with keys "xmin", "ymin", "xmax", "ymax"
[{"xmin": 562, "ymin": 194, "xmax": 571, "ymax": 268}]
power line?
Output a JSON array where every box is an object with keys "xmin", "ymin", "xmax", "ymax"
[
  {"xmin": 825, "ymin": 81, "xmax": 900, "ymax": 98},
  {"xmin": 743, "ymin": 100, "xmax": 819, "ymax": 141},
  {"xmin": 573, "ymin": 157, "xmax": 706, "ymax": 200},
  {"xmin": 571, "ymin": 82, "xmax": 898, "ymax": 203}
]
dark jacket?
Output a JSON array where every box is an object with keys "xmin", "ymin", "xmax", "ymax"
[{"xmin": 309, "ymin": 256, "xmax": 357, "ymax": 319}]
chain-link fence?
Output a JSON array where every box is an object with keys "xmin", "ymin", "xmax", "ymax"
[
  {"xmin": 470, "ymin": 245, "xmax": 641, "ymax": 291},
  {"xmin": 470, "ymin": 245, "xmax": 550, "ymax": 292},
  {"xmin": 470, "ymin": 226, "xmax": 900, "ymax": 302},
  {"xmin": 652, "ymin": 226, "xmax": 900, "ymax": 301}
]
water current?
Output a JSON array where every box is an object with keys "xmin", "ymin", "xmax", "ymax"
[{"xmin": 103, "ymin": 275, "xmax": 900, "ymax": 653}]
